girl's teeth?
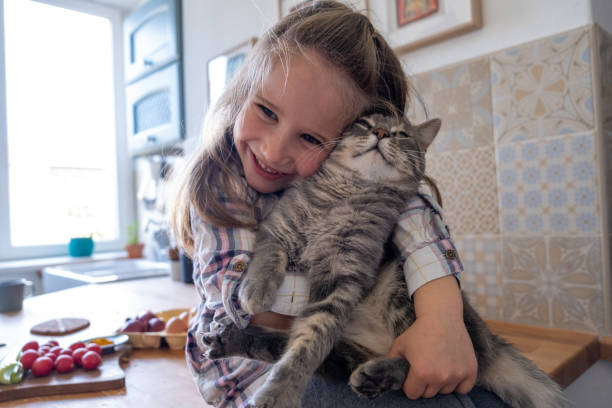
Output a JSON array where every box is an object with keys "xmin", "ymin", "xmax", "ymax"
[{"xmin": 256, "ymin": 156, "xmax": 279, "ymax": 174}]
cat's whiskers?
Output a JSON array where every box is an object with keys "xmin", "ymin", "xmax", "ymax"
[{"xmin": 295, "ymin": 137, "xmax": 343, "ymax": 166}]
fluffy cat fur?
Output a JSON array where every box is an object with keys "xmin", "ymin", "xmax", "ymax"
[{"xmin": 201, "ymin": 113, "xmax": 570, "ymax": 408}]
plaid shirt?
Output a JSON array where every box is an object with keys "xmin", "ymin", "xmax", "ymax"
[{"xmin": 186, "ymin": 187, "xmax": 463, "ymax": 408}]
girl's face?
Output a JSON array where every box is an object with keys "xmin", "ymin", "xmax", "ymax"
[{"xmin": 234, "ymin": 52, "xmax": 353, "ymax": 193}]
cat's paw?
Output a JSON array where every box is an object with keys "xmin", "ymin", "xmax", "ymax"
[
  {"xmin": 349, "ymin": 358, "xmax": 409, "ymax": 399},
  {"xmin": 239, "ymin": 277, "xmax": 278, "ymax": 315},
  {"xmin": 201, "ymin": 325, "xmax": 240, "ymax": 360},
  {"xmin": 201, "ymin": 332, "xmax": 227, "ymax": 360}
]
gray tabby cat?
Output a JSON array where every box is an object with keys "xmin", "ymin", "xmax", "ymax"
[{"xmin": 202, "ymin": 113, "xmax": 570, "ymax": 408}]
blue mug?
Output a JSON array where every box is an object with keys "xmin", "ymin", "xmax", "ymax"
[{"xmin": 69, "ymin": 237, "xmax": 94, "ymax": 257}]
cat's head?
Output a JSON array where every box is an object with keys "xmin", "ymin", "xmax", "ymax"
[{"xmin": 328, "ymin": 113, "xmax": 441, "ymax": 184}]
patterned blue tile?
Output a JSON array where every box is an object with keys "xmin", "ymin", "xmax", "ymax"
[{"xmin": 497, "ymin": 132, "xmax": 601, "ymax": 235}]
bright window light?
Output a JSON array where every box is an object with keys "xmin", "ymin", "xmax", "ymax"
[{"xmin": 4, "ymin": 0, "xmax": 119, "ymax": 246}]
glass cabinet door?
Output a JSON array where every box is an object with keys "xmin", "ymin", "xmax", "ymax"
[
  {"xmin": 124, "ymin": 0, "xmax": 181, "ymax": 83},
  {"xmin": 125, "ymin": 61, "xmax": 183, "ymax": 155}
]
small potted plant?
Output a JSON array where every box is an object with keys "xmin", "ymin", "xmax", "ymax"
[{"xmin": 125, "ymin": 221, "xmax": 144, "ymax": 259}]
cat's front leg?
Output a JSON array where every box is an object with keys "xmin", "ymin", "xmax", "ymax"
[
  {"xmin": 247, "ymin": 382, "xmax": 302, "ymax": 408},
  {"xmin": 202, "ymin": 324, "xmax": 288, "ymax": 362},
  {"xmin": 239, "ymin": 232, "xmax": 289, "ymax": 314},
  {"xmin": 201, "ymin": 324, "xmax": 248, "ymax": 360}
]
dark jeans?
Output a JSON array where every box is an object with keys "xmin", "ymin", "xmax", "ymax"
[{"xmin": 302, "ymin": 376, "xmax": 510, "ymax": 408}]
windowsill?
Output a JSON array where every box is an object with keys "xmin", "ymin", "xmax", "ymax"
[{"xmin": 0, "ymin": 251, "xmax": 128, "ymax": 275}]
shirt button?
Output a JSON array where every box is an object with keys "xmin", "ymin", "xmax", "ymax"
[
  {"xmin": 445, "ymin": 249, "xmax": 457, "ymax": 260},
  {"xmin": 233, "ymin": 261, "xmax": 247, "ymax": 273}
]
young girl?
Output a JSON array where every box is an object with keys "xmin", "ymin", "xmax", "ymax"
[{"xmin": 170, "ymin": 2, "xmax": 507, "ymax": 407}]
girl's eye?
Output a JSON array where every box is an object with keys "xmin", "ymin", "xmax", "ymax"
[
  {"xmin": 258, "ymin": 104, "xmax": 277, "ymax": 120},
  {"xmin": 301, "ymin": 133, "xmax": 322, "ymax": 146}
]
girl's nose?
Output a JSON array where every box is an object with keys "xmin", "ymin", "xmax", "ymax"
[{"xmin": 261, "ymin": 131, "xmax": 293, "ymax": 168}]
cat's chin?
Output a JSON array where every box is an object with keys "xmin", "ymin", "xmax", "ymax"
[
  {"xmin": 356, "ymin": 165, "xmax": 403, "ymax": 183},
  {"xmin": 346, "ymin": 154, "xmax": 402, "ymax": 183}
]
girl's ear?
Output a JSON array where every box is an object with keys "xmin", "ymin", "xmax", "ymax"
[{"xmin": 415, "ymin": 118, "xmax": 441, "ymax": 152}]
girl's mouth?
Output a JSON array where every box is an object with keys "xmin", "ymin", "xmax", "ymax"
[{"xmin": 250, "ymin": 150, "xmax": 287, "ymax": 181}]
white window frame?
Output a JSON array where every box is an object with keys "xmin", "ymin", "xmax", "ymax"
[{"xmin": 0, "ymin": 0, "xmax": 134, "ymax": 261}]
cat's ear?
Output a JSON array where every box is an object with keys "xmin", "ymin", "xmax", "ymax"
[{"xmin": 414, "ymin": 118, "xmax": 441, "ymax": 151}]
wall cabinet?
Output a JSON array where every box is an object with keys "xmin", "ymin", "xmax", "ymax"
[
  {"xmin": 124, "ymin": 0, "xmax": 181, "ymax": 83},
  {"xmin": 125, "ymin": 62, "xmax": 183, "ymax": 155},
  {"xmin": 124, "ymin": 0, "xmax": 183, "ymax": 155}
]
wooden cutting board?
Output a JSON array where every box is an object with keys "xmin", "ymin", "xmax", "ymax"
[{"xmin": 0, "ymin": 353, "xmax": 125, "ymax": 402}]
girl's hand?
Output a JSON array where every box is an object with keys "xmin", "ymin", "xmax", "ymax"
[{"xmin": 387, "ymin": 276, "xmax": 477, "ymax": 399}]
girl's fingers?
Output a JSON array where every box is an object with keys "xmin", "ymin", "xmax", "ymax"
[
  {"xmin": 422, "ymin": 384, "xmax": 443, "ymax": 399},
  {"xmin": 439, "ymin": 382, "xmax": 459, "ymax": 395},
  {"xmin": 402, "ymin": 372, "xmax": 427, "ymax": 400},
  {"xmin": 455, "ymin": 377, "xmax": 476, "ymax": 395}
]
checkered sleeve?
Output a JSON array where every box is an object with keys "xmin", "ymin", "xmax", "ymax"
[
  {"xmin": 392, "ymin": 194, "xmax": 464, "ymax": 296},
  {"xmin": 187, "ymin": 204, "xmax": 273, "ymax": 408},
  {"xmin": 190, "ymin": 206, "xmax": 255, "ymax": 330}
]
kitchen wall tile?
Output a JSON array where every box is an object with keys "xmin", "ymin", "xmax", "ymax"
[
  {"xmin": 491, "ymin": 27, "xmax": 594, "ymax": 144},
  {"xmin": 599, "ymin": 26, "xmax": 612, "ymax": 235},
  {"xmin": 496, "ymin": 132, "xmax": 601, "ymax": 235},
  {"xmin": 409, "ymin": 73, "xmax": 432, "ymax": 124},
  {"xmin": 405, "ymin": 25, "xmax": 608, "ymax": 334},
  {"xmin": 410, "ymin": 58, "xmax": 493, "ymax": 153},
  {"xmin": 456, "ymin": 237, "xmax": 503, "ymax": 320},
  {"xmin": 502, "ymin": 236, "xmax": 604, "ymax": 332},
  {"xmin": 600, "ymin": 27, "xmax": 612, "ymax": 126},
  {"xmin": 426, "ymin": 145, "xmax": 499, "ymax": 235},
  {"xmin": 502, "ymin": 237, "xmax": 549, "ymax": 326},
  {"xmin": 606, "ymin": 130, "xmax": 612, "ymax": 235}
]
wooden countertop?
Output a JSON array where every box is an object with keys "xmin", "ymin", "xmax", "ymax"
[
  {"xmin": 486, "ymin": 320, "xmax": 600, "ymax": 388},
  {"xmin": 0, "ymin": 277, "xmax": 601, "ymax": 406},
  {"xmin": 0, "ymin": 278, "xmax": 206, "ymax": 407}
]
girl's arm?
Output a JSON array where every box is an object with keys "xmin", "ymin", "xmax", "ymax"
[
  {"xmin": 389, "ymin": 194, "xmax": 477, "ymax": 398},
  {"xmin": 387, "ymin": 275, "xmax": 477, "ymax": 398}
]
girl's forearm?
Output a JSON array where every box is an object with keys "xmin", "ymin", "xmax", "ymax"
[{"xmin": 412, "ymin": 275, "xmax": 463, "ymax": 320}]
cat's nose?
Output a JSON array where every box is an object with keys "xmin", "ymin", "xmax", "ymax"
[{"xmin": 373, "ymin": 128, "xmax": 389, "ymax": 140}]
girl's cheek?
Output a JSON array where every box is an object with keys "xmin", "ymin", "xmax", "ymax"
[{"xmin": 297, "ymin": 150, "xmax": 329, "ymax": 178}]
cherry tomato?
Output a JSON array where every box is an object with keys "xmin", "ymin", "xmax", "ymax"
[
  {"xmin": 44, "ymin": 352, "xmax": 56, "ymax": 362},
  {"xmin": 54, "ymin": 355, "xmax": 74, "ymax": 373},
  {"xmin": 81, "ymin": 351, "xmax": 101, "ymax": 370},
  {"xmin": 31, "ymin": 356, "xmax": 53, "ymax": 377},
  {"xmin": 60, "ymin": 349, "xmax": 73, "ymax": 356},
  {"xmin": 38, "ymin": 346, "xmax": 51, "ymax": 355},
  {"xmin": 22, "ymin": 341, "xmax": 38, "ymax": 352},
  {"xmin": 86, "ymin": 343, "xmax": 103, "ymax": 356},
  {"xmin": 68, "ymin": 341, "xmax": 86, "ymax": 352},
  {"xmin": 72, "ymin": 347, "xmax": 88, "ymax": 366},
  {"xmin": 49, "ymin": 346, "xmax": 63, "ymax": 356},
  {"xmin": 19, "ymin": 349, "xmax": 39, "ymax": 370},
  {"xmin": 41, "ymin": 339, "xmax": 59, "ymax": 349}
]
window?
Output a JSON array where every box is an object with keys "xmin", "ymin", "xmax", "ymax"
[{"xmin": 0, "ymin": 0, "xmax": 132, "ymax": 260}]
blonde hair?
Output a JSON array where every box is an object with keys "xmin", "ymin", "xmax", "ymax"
[{"xmin": 170, "ymin": 1, "xmax": 410, "ymax": 255}]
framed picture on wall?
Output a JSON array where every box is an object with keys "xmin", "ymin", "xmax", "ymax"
[
  {"xmin": 207, "ymin": 38, "xmax": 257, "ymax": 107},
  {"xmin": 278, "ymin": 0, "xmax": 369, "ymax": 19},
  {"xmin": 368, "ymin": 0, "xmax": 482, "ymax": 54},
  {"xmin": 396, "ymin": 0, "xmax": 439, "ymax": 27}
]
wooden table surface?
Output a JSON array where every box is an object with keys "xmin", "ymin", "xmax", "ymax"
[
  {"xmin": 0, "ymin": 277, "xmax": 206, "ymax": 407},
  {"xmin": 0, "ymin": 277, "xmax": 600, "ymax": 406}
]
